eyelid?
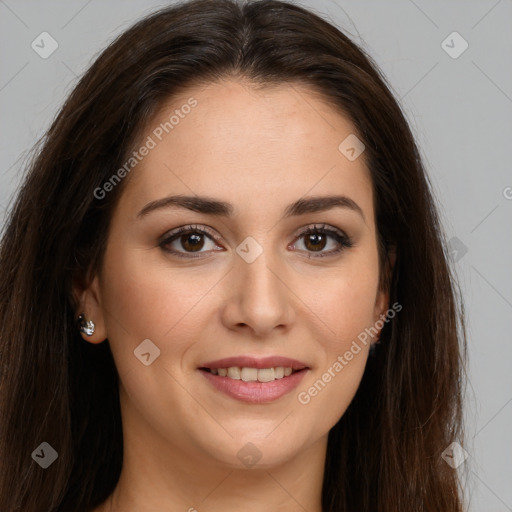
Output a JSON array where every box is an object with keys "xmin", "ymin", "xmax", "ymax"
[
  {"xmin": 158, "ymin": 224, "xmax": 223, "ymax": 259},
  {"xmin": 159, "ymin": 222, "xmax": 353, "ymax": 258},
  {"xmin": 158, "ymin": 224, "xmax": 220, "ymax": 245},
  {"xmin": 290, "ymin": 222, "xmax": 348, "ymax": 240},
  {"xmin": 160, "ymin": 223, "xmax": 348, "ymax": 242},
  {"xmin": 288, "ymin": 223, "xmax": 353, "ymax": 258}
]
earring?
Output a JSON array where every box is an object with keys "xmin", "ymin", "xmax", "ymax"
[
  {"xmin": 77, "ymin": 313, "xmax": 95, "ymax": 336},
  {"xmin": 369, "ymin": 338, "xmax": 381, "ymax": 357}
]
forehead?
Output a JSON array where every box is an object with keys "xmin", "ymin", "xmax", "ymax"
[{"xmin": 120, "ymin": 79, "xmax": 374, "ymax": 223}]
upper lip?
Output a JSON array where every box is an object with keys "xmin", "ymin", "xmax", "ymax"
[{"xmin": 199, "ymin": 356, "xmax": 309, "ymax": 370}]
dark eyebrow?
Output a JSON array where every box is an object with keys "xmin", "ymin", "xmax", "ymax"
[
  {"xmin": 284, "ymin": 195, "xmax": 365, "ymax": 222},
  {"xmin": 137, "ymin": 194, "xmax": 365, "ymax": 222}
]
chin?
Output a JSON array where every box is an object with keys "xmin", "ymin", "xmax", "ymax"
[{"xmin": 200, "ymin": 431, "xmax": 308, "ymax": 470}]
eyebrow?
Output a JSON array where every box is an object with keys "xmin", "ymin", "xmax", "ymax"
[{"xmin": 136, "ymin": 194, "xmax": 365, "ymax": 222}]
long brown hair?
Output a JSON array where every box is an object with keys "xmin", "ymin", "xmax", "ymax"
[{"xmin": 0, "ymin": 0, "xmax": 467, "ymax": 510}]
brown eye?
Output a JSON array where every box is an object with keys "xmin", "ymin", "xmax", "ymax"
[
  {"xmin": 291, "ymin": 224, "xmax": 353, "ymax": 258},
  {"xmin": 159, "ymin": 225, "xmax": 221, "ymax": 258},
  {"xmin": 159, "ymin": 223, "xmax": 353, "ymax": 260},
  {"xmin": 303, "ymin": 232, "xmax": 328, "ymax": 252},
  {"xmin": 178, "ymin": 232, "xmax": 206, "ymax": 252}
]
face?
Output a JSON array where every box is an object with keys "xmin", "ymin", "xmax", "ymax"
[{"xmin": 78, "ymin": 78, "xmax": 391, "ymax": 470}]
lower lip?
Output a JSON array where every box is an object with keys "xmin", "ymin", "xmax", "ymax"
[{"xmin": 199, "ymin": 368, "xmax": 308, "ymax": 404}]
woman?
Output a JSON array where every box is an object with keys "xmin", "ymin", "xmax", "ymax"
[{"xmin": 0, "ymin": 0, "xmax": 467, "ymax": 510}]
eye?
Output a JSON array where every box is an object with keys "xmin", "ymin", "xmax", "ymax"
[
  {"xmin": 159, "ymin": 224, "xmax": 221, "ymax": 258},
  {"xmin": 290, "ymin": 223, "xmax": 353, "ymax": 258},
  {"xmin": 159, "ymin": 223, "xmax": 353, "ymax": 259}
]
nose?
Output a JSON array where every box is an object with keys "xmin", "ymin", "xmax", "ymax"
[{"xmin": 220, "ymin": 248, "xmax": 295, "ymax": 338}]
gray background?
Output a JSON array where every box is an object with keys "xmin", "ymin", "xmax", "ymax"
[{"xmin": 1, "ymin": 0, "xmax": 511, "ymax": 510}]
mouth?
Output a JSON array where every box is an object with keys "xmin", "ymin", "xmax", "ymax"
[
  {"xmin": 197, "ymin": 356, "xmax": 310, "ymax": 403},
  {"xmin": 199, "ymin": 366, "xmax": 306, "ymax": 382}
]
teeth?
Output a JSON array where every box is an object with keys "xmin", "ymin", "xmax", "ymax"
[
  {"xmin": 227, "ymin": 367, "xmax": 241, "ymax": 379},
  {"xmin": 257, "ymin": 368, "xmax": 275, "ymax": 382},
  {"xmin": 241, "ymin": 367, "xmax": 258, "ymax": 382},
  {"xmin": 208, "ymin": 366, "xmax": 300, "ymax": 382}
]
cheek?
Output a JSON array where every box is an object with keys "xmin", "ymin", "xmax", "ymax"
[
  {"xmin": 99, "ymin": 245, "xmax": 223, "ymax": 370},
  {"xmin": 310, "ymin": 264, "xmax": 380, "ymax": 351},
  {"xmin": 293, "ymin": 262, "xmax": 379, "ymax": 422},
  {"xmin": 296, "ymin": 350, "xmax": 367, "ymax": 437},
  {"xmin": 98, "ymin": 248, "xmax": 168, "ymax": 367}
]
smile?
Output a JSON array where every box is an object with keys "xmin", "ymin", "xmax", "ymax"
[
  {"xmin": 202, "ymin": 366, "xmax": 300, "ymax": 382},
  {"xmin": 198, "ymin": 366, "xmax": 309, "ymax": 404}
]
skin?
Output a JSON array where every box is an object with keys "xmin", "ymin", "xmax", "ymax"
[{"xmin": 76, "ymin": 78, "xmax": 394, "ymax": 512}]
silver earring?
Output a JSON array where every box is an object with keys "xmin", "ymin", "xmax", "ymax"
[
  {"xmin": 78, "ymin": 313, "xmax": 95, "ymax": 336},
  {"xmin": 369, "ymin": 339, "xmax": 381, "ymax": 357}
]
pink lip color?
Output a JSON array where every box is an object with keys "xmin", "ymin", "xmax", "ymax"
[{"xmin": 199, "ymin": 368, "xmax": 308, "ymax": 404}]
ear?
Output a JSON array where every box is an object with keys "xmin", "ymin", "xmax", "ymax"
[
  {"xmin": 373, "ymin": 244, "xmax": 397, "ymax": 328},
  {"xmin": 72, "ymin": 273, "xmax": 108, "ymax": 344}
]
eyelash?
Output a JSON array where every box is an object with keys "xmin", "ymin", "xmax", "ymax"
[{"xmin": 158, "ymin": 223, "xmax": 353, "ymax": 259}]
